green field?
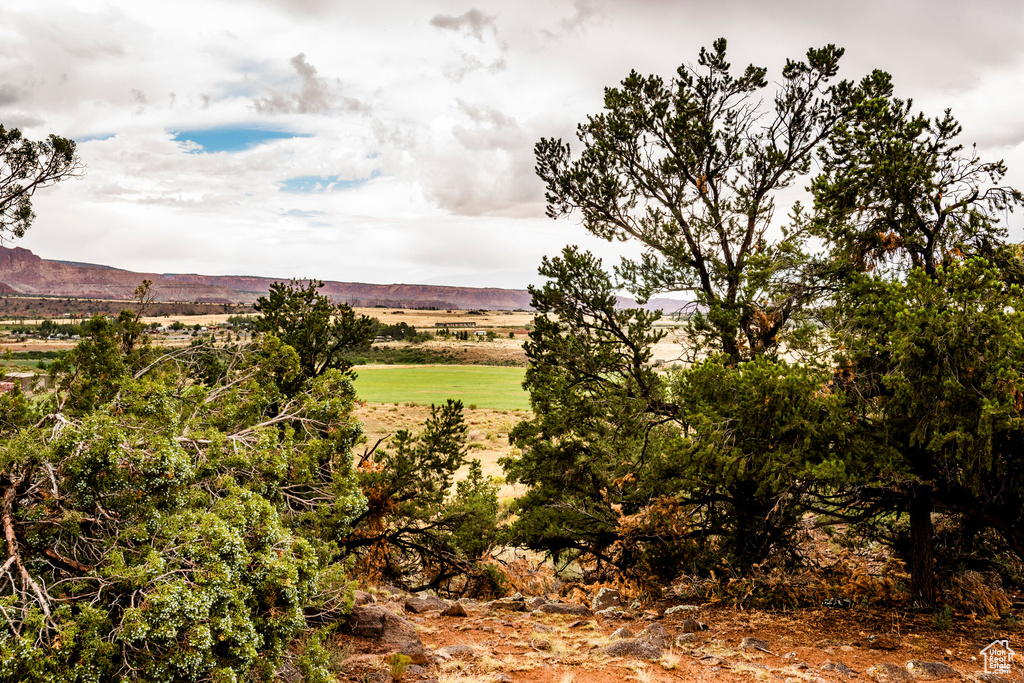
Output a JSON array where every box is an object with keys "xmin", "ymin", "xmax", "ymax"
[{"xmin": 353, "ymin": 365, "xmax": 529, "ymax": 410}]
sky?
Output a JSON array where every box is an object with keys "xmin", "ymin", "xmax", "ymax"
[{"xmin": 3, "ymin": 0, "xmax": 1024, "ymax": 289}]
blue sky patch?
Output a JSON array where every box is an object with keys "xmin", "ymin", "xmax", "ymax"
[
  {"xmin": 76, "ymin": 133, "xmax": 118, "ymax": 143},
  {"xmin": 279, "ymin": 170, "xmax": 381, "ymax": 193},
  {"xmin": 173, "ymin": 127, "xmax": 310, "ymax": 153}
]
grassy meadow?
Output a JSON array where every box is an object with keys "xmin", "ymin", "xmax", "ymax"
[{"xmin": 353, "ymin": 365, "xmax": 529, "ymax": 411}]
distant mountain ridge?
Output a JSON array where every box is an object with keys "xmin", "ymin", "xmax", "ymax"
[{"xmin": 0, "ymin": 245, "xmax": 689, "ymax": 312}]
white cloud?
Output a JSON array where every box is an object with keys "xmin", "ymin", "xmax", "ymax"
[{"xmin": 1, "ymin": 0, "xmax": 1024, "ymax": 289}]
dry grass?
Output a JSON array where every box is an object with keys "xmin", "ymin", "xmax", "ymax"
[{"xmin": 354, "ymin": 401, "xmax": 530, "ymax": 498}]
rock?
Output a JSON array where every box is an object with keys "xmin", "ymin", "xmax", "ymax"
[
  {"xmin": 531, "ymin": 639, "xmax": 551, "ymax": 651},
  {"xmin": 820, "ymin": 660, "xmax": 856, "ymax": 676},
  {"xmin": 597, "ymin": 607, "xmax": 624, "ymax": 618},
  {"xmin": 486, "ymin": 599, "xmax": 526, "ymax": 612},
  {"xmin": 536, "ymin": 602, "xmax": 593, "ymax": 616},
  {"xmin": 664, "ymin": 604, "xmax": 700, "ymax": 616},
  {"xmin": 904, "ymin": 661, "xmax": 958, "ymax": 680},
  {"xmin": 642, "ymin": 610, "xmax": 661, "ymax": 620},
  {"xmin": 342, "ymin": 605, "xmax": 426, "ymax": 662},
  {"xmin": 360, "ymin": 674, "xmax": 391, "ymax": 683},
  {"xmin": 601, "ymin": 638, "xmax": 664, "ymax": 660},
  {"xmin": 441, "ymin": 602, "xmax": 468, "ymax": 617},
  {"xmin": 977, "ymin": 673, "xmax": 1014, "ymax": 683},
  {"xmin": 610, "ymin": 627, "xmax": 635, "ymax": 640},
  {"xmin": 526, "ymin": 596, "xmax": 547, "ymax": 610},
  {"xmin": 741, "ymin": 637, "xmax": 775, "ymax": 654},
  {"xmin": 406, "ymin": 664, "xmax": 427, "ymax": 675},
  {"xmin": 405, "ymin": 595, "xmax": 447, "ymax": 613},
  {"xmin": 530, "ymin": 621, "xmax": 556, "ymax": 632},
  {"xmin": 681, "ymin": 617, "xmax": 706, "ymax": 633},
  {"xmin": 867, "ymin": 634, "xmax": 901, "ymax": 651},
  {"xmin": 436, "ymin": 643, "xmax": 486, "ymax": 659},
  {"xmin": 353, "ymin": 590, "xmax": 376, "ymax": 606},
  {"xmin": 379, "ymin": 584, "xmax": 411, "ymax": 598},
  {"xmin": 638, "ymin": 623, "xmax": 671, "ymax": 649},
  {"xmin": 592, "ymin": 587, "xmax": 621, "ymax": 611},
  {"xmin": 675, "ymin": 633, "xmax": 698, "ymax": 646},
  {"xmin": 864, "ymin": 663, "xmax": 914, "ymax": 682},
  {"xmin": 494, "ymin": 674, "xmax": 513, "ymax": 683}
]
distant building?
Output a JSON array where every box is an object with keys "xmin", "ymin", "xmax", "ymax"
[
  {"xmin": 2, "ymin": 372, "xmax": 50, "ymax": 392},
  {"xmin": 434, "ymin": 322, "xmax": 474, "ymax": 327}
]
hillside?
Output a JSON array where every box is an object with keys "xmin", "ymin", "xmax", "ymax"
[{"xmin": 0, "ymin": 245, "xmax": 690, "ymax": 312}]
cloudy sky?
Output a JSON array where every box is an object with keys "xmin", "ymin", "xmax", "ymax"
[{"xmin": 3, "ymin": 0, "xmax": 1024, "ymax": 289}]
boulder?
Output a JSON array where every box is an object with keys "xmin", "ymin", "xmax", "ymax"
[
  {"xmin": 610, "ymin": 627, "xmax": 634, "ymax": 640},
  {"xmin": 601, "ymin": 638, "xmax": 664, "ymax": 660},
  {"xmin": 977, "ymin": 674, "xmax": 1014, "ymax": 683},
  {"xmin": 867, "ymin": 634, "xmax": 901, "ymax": 651},
  {"xmin": 740, "ymin": 636, "xmax": 775, "ymax": 654},
  {"xmin": 638, "ymin": 623, "xmax": 671, "ymax": 649},
  {"xmin": 592, "ymin": 587, "xmax": 621, "ymax": 611},
  {"xmin": 864, "ymin": 663, "xmax": 914, "ymax": 682},
  {"xmin": 342, "ymin": 605, "xmax": 426, "ymax": 663},
  {"xmin": 404, "ymin": 595, "xmax": 446, "ymax": 613},
  {"xmin": 675, "ymin": 633, "xmax": 698, "ymax": 647},
  {"xmin": 664, "ymin": 604, "xmax": 700, "ymax": 616},
  {"xmin": 904, "ymin": 660, "xmax": 958, "ymax": 680},
  {"xmin": 441, "ymin": 602, "xmax": 468, "ymax": 617},
  {"xmin": 536, "ymin": 602, "xmax": 593, "ymax": 616}
]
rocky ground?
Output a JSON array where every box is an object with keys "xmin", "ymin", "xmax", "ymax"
[{"xmin": 310, "ymin": 587, "xmax": 1024, "ymax": 683}]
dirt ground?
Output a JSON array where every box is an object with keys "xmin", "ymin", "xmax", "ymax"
[{"xmin": 334, "ymin": 592, "xmax": 1024, "ymax": 682}]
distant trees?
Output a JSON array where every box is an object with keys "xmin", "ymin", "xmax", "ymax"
[{"xmin": 0, "ymin": 124, "xmax": 82, "ymax": 239}]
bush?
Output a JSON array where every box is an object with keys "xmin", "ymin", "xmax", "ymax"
[{"xmin": 0, "ymin": 337, "xmax": 366, "ymax": 682}]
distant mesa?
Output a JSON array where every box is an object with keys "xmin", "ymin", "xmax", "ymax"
[
  {"xmin": 0, "ymin": 245, "xmax": 687, "ymax": 312},
  {"xmin": 0, "ymin": 245, "xmax": 534, "ymax": 310}
]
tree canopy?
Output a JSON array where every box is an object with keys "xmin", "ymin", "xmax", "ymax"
[
  {"xmin": 509, "ymin": 38, "xmax": 1024, "ymax": 606},
  {"xmin": 253, "ymin": 279, "xmax": 375, "ymax": 390},
  {"xmin": 0, "ymin": 124, "xmax": 81, "ymax": 240}
]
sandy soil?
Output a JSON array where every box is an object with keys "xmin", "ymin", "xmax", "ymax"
[{"xmin": 334, "ymin": 593, "xmax": 1024, "ymax": 682}]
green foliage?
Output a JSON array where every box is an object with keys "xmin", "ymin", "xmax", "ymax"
[
  {"xmin": 511, "ymin": 39, "xmax": 1024, "ymax": 605},
  {"xmin": 0, "ymin": 338, "xmax": 366, "ymax": 681},
  {"xmin": 535, "ymin": 38, "xmax": 852, "ymax": 361},
  {"xmin": 343, "ymin": 400, "xmax": 502, "ymax": 594},
  {"xmin": 504, "ymin": 247, "xmax": 857, "ymax": 578},
  {"xmin": 373, "ymin": 321, "xmax": 419, "ymax": 341},
  {"xmin": 0, "ymin": 124, "xmax": 82, "ymax": 239},
  {"xmin": 388, "ymin": 653, "xmax": 411, "ymax": 680},
  {"xmin": 933, "ymin": 605, "xmax": 954, "ymax": 631},
  {"xmin": 0, "ymin": 384, "xmax": 32, "ymax": 435},
  {"xmin": 253, "ymin": 279, "xmax": 375, "ymax": 391},
  {"xmin": 811, "ymin": 71, "xmax": 1023, "ymax": 278}
]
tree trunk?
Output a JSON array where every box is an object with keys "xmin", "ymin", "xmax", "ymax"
[{"xmin": 909, "ymin": 483, "xmax": 936, "ymax": 606}]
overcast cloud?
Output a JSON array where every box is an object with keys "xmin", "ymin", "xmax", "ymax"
[{"xmin": 3, "ymin": 0, "xmax": 1024, "ymax": 288}]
